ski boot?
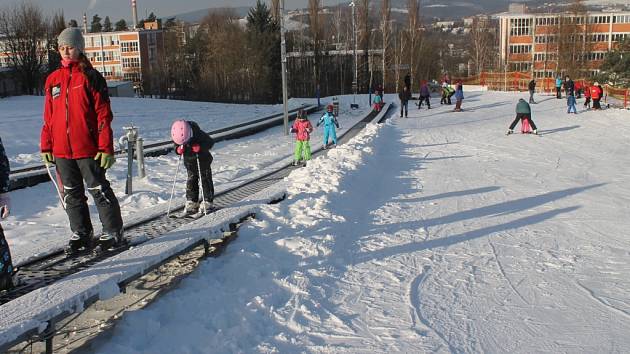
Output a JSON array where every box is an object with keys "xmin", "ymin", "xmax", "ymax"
[
  {"xmin": 199, "ymin": 201, "xmax": 215, "ymax": 215},
  {"xmin": 506, "ymin": 129, "xmax": 514, "ymax": 135},
  {"xmin": 96, "ymin": 230, "xmax": 127, "ymax": 253},
  {"xmin": 65, "ymin": 231, "xmax": 95, "ymax": 255},
  {"xmin": 184, "ymin": 201, "xmax": 199, "ymax": 216},
  {"xmin": 0, "ymin": 270, "xmax": 17, "ymax": 292}
]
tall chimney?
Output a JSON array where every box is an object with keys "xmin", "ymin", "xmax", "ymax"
[
  {"xmin": 132, "ymin": 0, "xmax": 139, "ymax": 29},
  {"xmin": 83, "ymin": 13, "xmax": 88, "ymax": 33}
]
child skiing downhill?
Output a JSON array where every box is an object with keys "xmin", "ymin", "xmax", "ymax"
[
  {"xmin": 507, "ymin": 99, "xmax": 538, "ymax": 135},
  {"xmin": 171, "ymin": 120, "xmax": 216, "ymax": 216},
  {"xmin": 317, "ymin": 104, "xmax": 340, "ymax": 149},
  {"xmin": 40, "ymin": 28, "xmax": 124, "ymax": 254},
  {"xmin": 0, "ymin": 136, "xmax": 15, "ymax": 291},
  {"xmin": 453, "ymin": 81, "xmax": 464, "ymax": 112},
  {"xmin": 291, "ymin": 109, "xmax": 314, "ymax": 166}
]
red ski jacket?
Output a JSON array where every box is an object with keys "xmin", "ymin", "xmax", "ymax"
[
  {"xmin": 590, "ymin": 86, "xmax": 601, "ymax": 100},
  {"xmin": 291, "ymin": 118, "xmax": 313, "ymax": 141},
  {"xmin": 41, "ymin": 63, "xmax": 114, "ymax": 159}
]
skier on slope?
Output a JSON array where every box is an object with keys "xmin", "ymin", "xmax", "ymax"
[
  {"xmin": 0, "ymin": 136, "xmax": 16, "ymax": 291},
  {"xmin": 291, "ymin": 109, "xmax": 314, "ymax": 166},
  {"xmin": 171, "ymin": 120, "xmax": 215, "ymax": 216},
  {"xmin": 40, "ymin": 27, "xmax": 124, "ymax": 253},
  {"xmin": 528, "ymin": 78, "xmax": 536, "ymax": 104},
  {"xmin": 418, "ymin": 80, "xmax": 431, "ymax": 109},
  {"xmin": 555, "ymin": 74, "xmax": 563, "ymax": 99},
  {"xmin": 453, "ymin": 81, "xmax": 464, "ymax": 112},
  {"xmin": 317, "ymin": 104, "xmax": 340, "ymax": 149},
  {"xmin": 507, "ymin": 98, "xmax": 538, "ymax": 135}
]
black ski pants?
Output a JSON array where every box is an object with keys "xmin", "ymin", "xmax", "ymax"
[
  {"xmin": 509, "ymin": 113, "xmax": 537, "ymax": 131},
  {"xmin": 529, "ymin": 90, "xmax": 535, "ymax": 103},
  {"xmin": 184, "ymin": 154, "xmax": 214, "ymax": 204},
  {"xmin": 419, "ymin": 95, "xmax": 430, "ymax": 108},
  {"xmin": 556, "ymin": 87, "xmax": 562, "ymax": 99},
  {"xmin": 400, "ymin": 101, "xmax": 408, "ymax": 117},
  {"xmin": 56, "ymin": 158, "xmax": 123, "ymax": 236},
  {"xmin": 0, "ymin": 225, "xmax": 13, "ymax": 289}
]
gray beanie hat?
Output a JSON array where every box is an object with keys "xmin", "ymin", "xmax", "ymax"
[{"xmin": 57, "ymin": 27, "xmax": 85, "ymax": 53}]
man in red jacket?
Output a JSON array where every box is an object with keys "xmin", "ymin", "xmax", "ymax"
[{"xmin": 40, "ymin": 27, "xmax": 124, "ymax": 253}]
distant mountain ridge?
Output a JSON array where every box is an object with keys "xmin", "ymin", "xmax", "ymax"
[
  {"xmin": 169, "ymin": 6, "xmax": 251, "ymax": 23},
  {"xmin": 169, "ymin": 0, "xmax": 629, "ymax": 24}
]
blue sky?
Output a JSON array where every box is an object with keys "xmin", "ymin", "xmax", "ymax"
[{"xmin": 0, "ymin": 0, "xmax": 348, "ymax": 23}]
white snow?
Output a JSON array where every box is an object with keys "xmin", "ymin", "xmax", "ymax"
[
  {"xmin": 0, "ymin": 94, "xmax": 374, "ymax": 266},
  {"xmin": 78, "ymin": 91, "xmax": 629, "ymax": 352},
  {"xmin": 3, "ymin": 89, "xmax": 630, "ymax": 352}
]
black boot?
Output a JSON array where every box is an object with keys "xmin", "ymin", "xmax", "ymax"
[
  {"xmin": 65, "ymin": 231, "xmax": 95, "ymax": 255},
  {"xmin": 97, "ymin": 230, "xmax": 127, "ymax": 252}
]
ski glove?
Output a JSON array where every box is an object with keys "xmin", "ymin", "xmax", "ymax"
[
  {"xmin": 191, "ymin": 144, "xmax": 201, "ymax": 153},
  {"xmin": 94, "ymin": 152, "xmax": 115, "ymax": 169},
  {"xmin": 41, "ymin": 152, "xmax": 55, "ymax": 165},
  {"xmin": 0, "ymin": 193, "xmax": 10, "ymax": 219},
  {"xmin": 176, "ymin": 145, "xmax": 185, "ymax": 155}
]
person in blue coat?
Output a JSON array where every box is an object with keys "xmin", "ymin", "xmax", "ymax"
[
  {"xmin": 453, "ymin": 81, "xmax": 464, "ymax": 112},
  {"xmin": 317, "ymin": 104, "xmax": 340, "ymax": 149},
  {"xmin": 555, "ymin": 75, "xmax": 563, "ymax": 99},
  {"xmin": 567, "ymin": 93, "xmax": 577, "ymax": 114},
  {"xmin": 0, "ymin": 136, "xmax": 15, "ymax": 291}
]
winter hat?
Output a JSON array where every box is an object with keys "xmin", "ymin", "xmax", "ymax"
[{"xmin": 57, "ymin": 27, "xmax": 85, "ymax": 53}]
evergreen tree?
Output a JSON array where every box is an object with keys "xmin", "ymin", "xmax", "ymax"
[
  {"xmin": 114, "ymin": 19, "xmax": 127, "ymax": 31},
  {"xmin": 90, "ymin": 14, "xmax": 102, "ymax": 32},
  {"xmin": 103, "ymin": 16, "xmax": 112, "ymax": 32},
  {"xmin": 597, "ymin": 38, "xmax": 630, "ymax": 86},
  {"xmin": 246, "ymin": 0, "xmax": 281, "ymax": 103}
]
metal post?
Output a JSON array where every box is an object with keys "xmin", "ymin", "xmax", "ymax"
[
  {"xmin": 122, "ymin": 126, "xmax": 138, "ymax": 195},
  {"xmin": 136, "ymin": 137, "xmax": 145, "ymax": 178},
  {"xmin": 350, "ymin": 1, "xmax": 358, "ymax": 108},
  {"xmin": 280, "ymin": 0, "xmax": 289, "ymax": 135},
  {"xmin": 126, "ymin": 138, "xmax": 133, "ymax": 195}
]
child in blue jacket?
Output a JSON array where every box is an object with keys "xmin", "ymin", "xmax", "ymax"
[{"xmin": 317, "ymin": 104, "xmax": 340, "ymax": 149}]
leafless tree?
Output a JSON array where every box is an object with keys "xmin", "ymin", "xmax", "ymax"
[
  {"xmin": 357, "ymin": 0, "xmax": 370, "ymax": 91},
  {"xmin": 381, "ymin": 0, "xmax": 391, "ymax": 91},
  {"xmin": 0, "ymin": 2, "xmax": 49, "ymax": 94},
  {"xmin": 469, "ymin": 16, "xmax": 494, "ymax": 75},
  {"xmin": 308, "ymin": 0, "xmax": 321, "ymax": 89},
  {"xmin": 557, "ymin": 0, "xmax": 588, "ymax": 78},
  {"xmin": 271, "ymin": 0, "xmax": 280, "ymax": 22},
  {"xmin": 407, "ymin": 0, "xmax": 420, "ymax": 91}
]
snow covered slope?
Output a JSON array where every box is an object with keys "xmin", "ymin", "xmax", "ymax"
[{"xmin": 83, "ymin": 91, "xmax": 630, "ymax": 352}]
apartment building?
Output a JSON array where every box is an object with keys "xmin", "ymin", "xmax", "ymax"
[
  {"xmin": 499, "ymin": 10, "xmax": 630, "ymax": 77},
  {"xmin": 83, "ymin": 28, "xmax": 164, "ymax": 83}
]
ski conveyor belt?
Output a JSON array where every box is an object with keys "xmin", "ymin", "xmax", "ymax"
[
  {"xmin": 0, "ymin": 104, "xmax": 391, "ymax": 306},
  {"xmin": 0, "ymin": 103, "xmax": 393, "ymax": 354}
]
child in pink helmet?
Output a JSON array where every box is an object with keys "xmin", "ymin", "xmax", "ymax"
[{"xmin": 171, "ymin": 120, "xmax": 215, "ymax": 215}]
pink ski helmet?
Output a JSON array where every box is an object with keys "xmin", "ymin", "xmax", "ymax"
[{"xmin": 171, "ymin": 120, "xmax": 192, "ymax": 145}]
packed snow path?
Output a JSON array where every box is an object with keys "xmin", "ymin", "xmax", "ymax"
[{"xmin": 61, "ymin": 92, "xmax": 630, "ymax": 352}]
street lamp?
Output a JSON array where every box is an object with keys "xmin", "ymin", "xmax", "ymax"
[
  {"xmin": 280, "ymin": 0, "xmax": 289, "ymax": 135},
  {"xmin": 350, "ymin": 0, "xmax": 359, "ymax": 109}
]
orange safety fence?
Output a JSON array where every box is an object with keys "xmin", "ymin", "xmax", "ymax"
[{"xmin": 453, "ymin": 71, "xmax": 629, "ymax": 109}]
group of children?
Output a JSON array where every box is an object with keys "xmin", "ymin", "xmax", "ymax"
[{"xmin": 291, "ymin": 104, "xmax": 340, "ymax": 166}]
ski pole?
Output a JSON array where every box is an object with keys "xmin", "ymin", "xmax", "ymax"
[
  {"xmin": 45, "ymin": 164, "xmax": 66, "ymax": 210},
  {"xmin": 166, "ymin": 154, "xmax": 182, "ymax": 218},
  {"xmin": 195, "ymin": 153, "xmax": 207, "ymax": 215}
]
